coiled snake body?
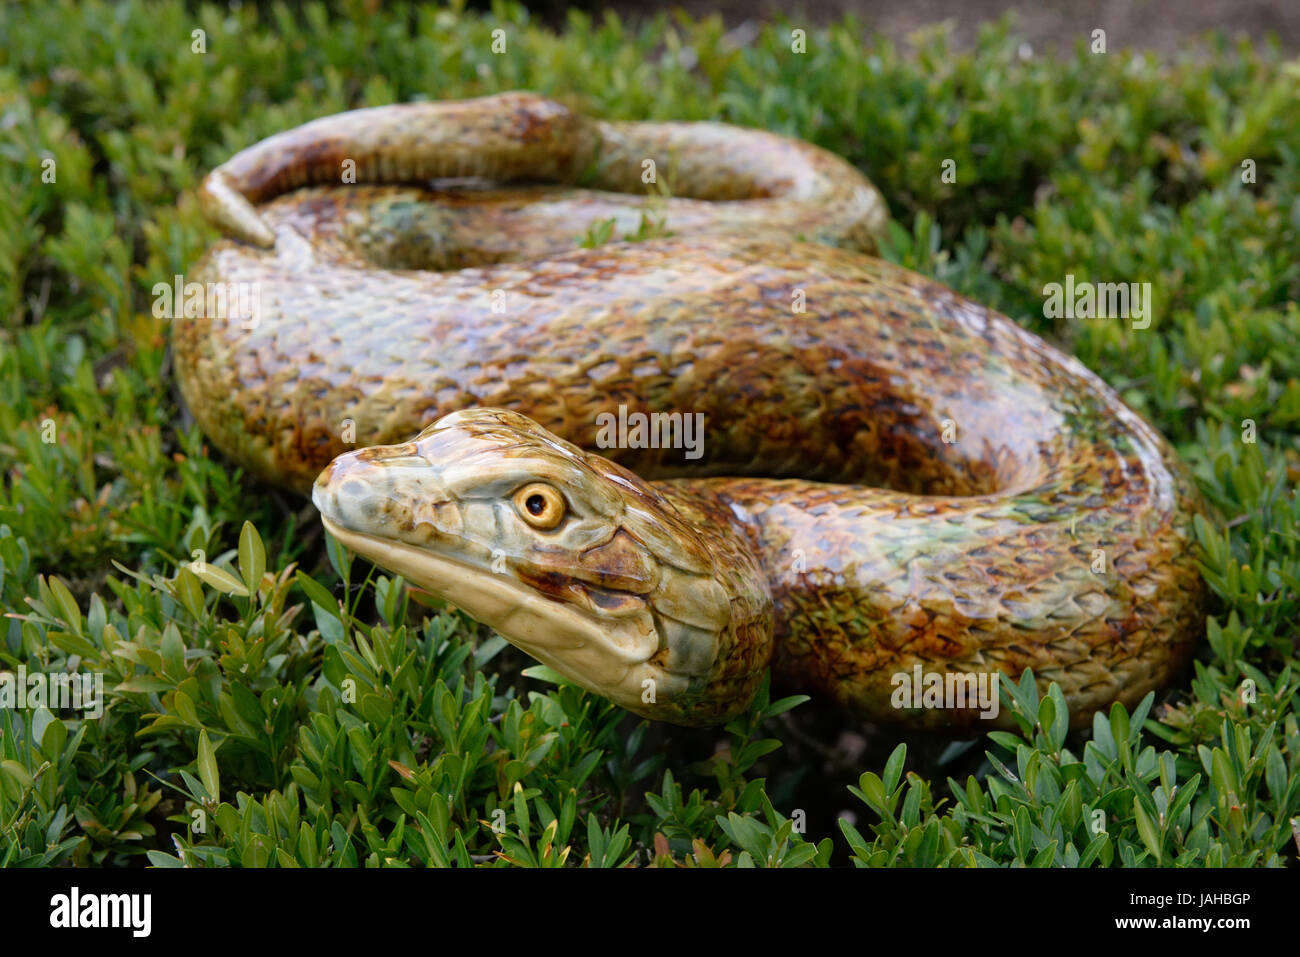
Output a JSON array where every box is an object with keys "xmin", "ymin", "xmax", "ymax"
[{"xmin": 177, "ymin": 92, "xmax": 1206, "ymax": 729}]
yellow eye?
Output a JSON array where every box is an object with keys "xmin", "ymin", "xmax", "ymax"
[{"xmin": 513, "ymin": 483, "xmax": 565, "ymax": 530}]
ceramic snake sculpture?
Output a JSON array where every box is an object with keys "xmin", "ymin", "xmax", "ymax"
[{"xmin": 176, "ymin": 91, "xmax": 1207, "ymax": 730}]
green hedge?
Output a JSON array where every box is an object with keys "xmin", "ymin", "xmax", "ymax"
[{"xmin": 0, "ymin": 0, "xmax": 1297, "ymax": 867}]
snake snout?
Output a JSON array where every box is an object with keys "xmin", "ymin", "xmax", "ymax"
[
  {"xmin": 312, "ymin": 462, "xmax": 384, "ymax": 533},
  {"xmin": 313, "ymin": 447, "xmax": 425, "ymax": 533}
]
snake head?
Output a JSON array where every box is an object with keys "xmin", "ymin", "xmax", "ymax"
[{"xmin": 312, "ymin": 408, "xmax": 743, "ymax": 722}]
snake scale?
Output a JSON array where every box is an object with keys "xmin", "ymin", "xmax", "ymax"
[{"xmin": 176, "ymin": 92, "xmax": 1207, "ymax": 730}]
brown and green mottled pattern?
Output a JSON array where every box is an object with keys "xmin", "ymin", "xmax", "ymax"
[{"xmin": 177, "ymin": 92, "xmax": 1206, "ymax": 729}]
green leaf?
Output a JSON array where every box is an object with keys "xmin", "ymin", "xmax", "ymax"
[
  {"xmin": 115, "ymin": 677, "xmax": 176, "ymax": 694},
  {"xmin": 189, "ymin": 562, "xmax": 249, "ymax": 597},
  {"xmin": 31, "ymin": 706, "xmax": 55, "ymax": 749},
  {"xmin": 173, "ymin": 566, "xmax": 207, "ymax": 620},
  {"xmin": 46, "ymin": 576, "xmax": 82, "ymax": 634},
  {"xmin": 197, "ymin": 729, "xmax": 220, "ymax": 801},
  {"xmin": 160, "ymin": 623, "xmax": 186, "ymax": 680},
  {"xmin": 238, "ymin": 521, "xmax": 267, "ymax": 597},
  {"xmin": 1045, "ymin": 683, "xmax": 1069, "ymax": 749},
  {"xmin": 1078, "ymin": 832, "xmax": 1110, "ymax": 868},
  {"xmin": 173, "ymin": 690, "xmax": 200, "ymax": 726},
  {"xmin": 38, "ymin": 708, "xmax": 66, "ymax": 759},
  {"xmin": 761, "ymin": 693, "xmax": 810, "ymax": 721},
  {"xmin": 48, "ymin": 628, "xmax": 99, "ymax": 659},
  {"xmin": 1109, "ymin": 701, "xmax": 1130, "ymax": 748},
  {"xmin": 1133, "ymin": 795, "xmax": 1162, "ymax": 866},
  {"xmin": 882, "ymin": 743, "xmax": 907, "ymax": 793},
  {"xmin": 0, "ymin": 760, "xmax": 33, "ymax": 800},
  {"xmin": 851, "ymin": 771, "xmax": 890, "ymax": 819},
  {"xmin": 296, "ymin": 572, "xmax": 340, "ymax": 620},
  {"xmin": 520, "ymin": 664, "xmax": 569, "ymax": 685},
  {"xmin": 1013, "ymin": 806, "xmax": 1033, "ymax": 861}
]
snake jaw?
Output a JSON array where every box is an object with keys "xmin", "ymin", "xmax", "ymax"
[{"xmin": 317, "ymin": 514, "xmax": 681, "ymax": 714}]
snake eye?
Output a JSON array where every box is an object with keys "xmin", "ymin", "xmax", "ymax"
[{"xmin": 513, "ymin": 483, "xmax": 565, "ymax": 530}]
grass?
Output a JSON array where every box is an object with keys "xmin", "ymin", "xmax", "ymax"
[{"xmin": 0, "ymin": 0, "xmax": 1297, "ymax": 867}]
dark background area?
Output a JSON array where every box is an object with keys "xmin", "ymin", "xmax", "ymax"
[{"xmin": 520, "ymin": 0, "xmax": 1300, "ymax": 53}]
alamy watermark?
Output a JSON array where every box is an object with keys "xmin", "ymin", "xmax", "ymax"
[
  {"xmin": 890, "ymin": 665, "xmax": 1000, "ymax": 720},
  {"xmin": 153, "ymin": 274, "xmax": 261, "ymax": 328},
  {"xmin": 49, "ymin": 887, "xmax": 150, "ymax": 937},
  {"xmin": 1042, "ymin": 274, "xmax": 1152, "ymax": 330},
  {"xmin": 594, "ymin": 404, "xmax": 705, "ymax": 460},
  {"xmin": 0, "ymin": 665, "xmax": 103, "ymax": 718}
]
